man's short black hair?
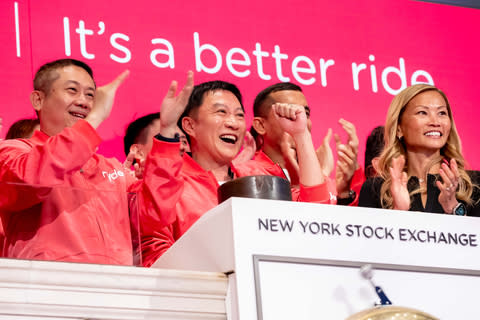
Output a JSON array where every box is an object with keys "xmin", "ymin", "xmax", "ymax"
[
  {"xmin": 123, "ymin": 112, "xmax": 160, "ymax": 156},
  {"xmin": 253, "ymin": 82, "xmax": 302, "ymax": 118},
  {"xmin": 34, "ymin": 59, "xmax": 95, "ymax": 94},
  {"xmin": 178, "ymin": 80, "xmax": 243, "ymax": 142},
  {"xmin": 365, "ymin": 125, "xmax": 385, "ymax": 178}
]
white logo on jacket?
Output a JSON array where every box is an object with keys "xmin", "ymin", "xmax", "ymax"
[
  {"xmin": 329, "ymin": 192, "xmax": 337, "ymax": 201},
  {"xmin": 102, "ymin": 169, "xmax": 125, "ymax": 182}
]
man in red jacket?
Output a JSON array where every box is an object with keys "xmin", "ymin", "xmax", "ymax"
[
  {"xmin": 0, "ymin": 59, "xmax": 193, "ymax": 265},
  {"xmin": 123, "ymin": 112, "xmax": 191, "ymax": 180},
  {"xmin": 140, "ymin": 80, "xmax": 331, "ymax": 267},
  {"xmin": 240, "ymin": 82, "xmax": 365, "ymax": 206}
]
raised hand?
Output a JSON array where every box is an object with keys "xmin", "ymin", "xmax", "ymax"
[
  {"xmin": 273, "ymin": 103, "xmax": 324, "ymax": 186},
  {"xmin": 437, "ymin": 158, "xmax": 460, "ymax": 214},
  {"xmin": 316, "ymin": 128, "xmax": 334, "ymax": 177},
  {"xmin": 334, "ymin": 119, "xmax": 360, "ymax": 196},
  {"xmin": 232, "ymin": 131, "xmax": 257, "ymax": 165},
  {"xmin": 390, "ymin": 155, "xmax": 410, "ymax": 211},
  {"xmin": 87, "ymin": 70, "xmax": 129, "ymax": 129},
  {"xmin": 123, "ymin": 146, "xmax": 145, "ymax": 180},
  {"xmin": 159, "ymin": 71, "xmax": 194, "ymax": 138},
  {"xmin": 272, "ymin": 103, "xmax": 307, "ymax": 138}
]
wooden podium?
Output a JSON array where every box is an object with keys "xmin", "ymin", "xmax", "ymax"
[{"xmin": 154, "ymin": 197, "xmax": 480, "ymax": 319}]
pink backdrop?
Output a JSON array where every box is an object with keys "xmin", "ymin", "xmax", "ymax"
[{"xmin": 1, "ymin": 0, "xmax": 479, "ymax": 170}]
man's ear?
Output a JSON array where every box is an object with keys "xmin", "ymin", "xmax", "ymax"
[
  {"xmin": 30, "ymin": 90, "xmax": 45, "ymax": 113},
  {"xmin": 252, "ymin": 117, "xmax": 267, "ymax": 135},
  {"xmin": 182, "ymin": 117, "xmax": 196, "ymax": 138}
]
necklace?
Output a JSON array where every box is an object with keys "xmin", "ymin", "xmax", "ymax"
[{"xmin": 418, "ymin": 176, "xmax": 428, "ymax": 184}]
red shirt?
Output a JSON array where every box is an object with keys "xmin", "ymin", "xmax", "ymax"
[{"xmin": 0, "ymin": 120, "xmax": 165, "ymax": 265}]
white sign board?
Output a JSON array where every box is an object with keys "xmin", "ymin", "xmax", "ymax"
[{"xmin": 155, "ymin": 198, "xmax": 480, "ymax": 319}]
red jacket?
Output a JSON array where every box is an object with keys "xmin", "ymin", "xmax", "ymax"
[
  {"xmin": 0, "ymin": 120, "xmax": 163, "ymax": 265},
  {"xmin": 348, "ymin": 166, "xmax": 365, "ymax": 206},
  {"xmin": 140, "ymin": 141, "xmax": 334, "ymax": 267}
]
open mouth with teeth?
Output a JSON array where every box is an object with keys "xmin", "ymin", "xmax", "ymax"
[
  {"xmin": 69, "ymin": 112, "xmax": 87, "ymax": 119},
  {"xmin": 219, "ymin": 134, "xmax": 238, "ymax": 144},
  {"xmin": 424, "ymin": 131, "xmax": 442, "ymax": 137}
]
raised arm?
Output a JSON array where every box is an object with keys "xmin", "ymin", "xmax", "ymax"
[
  {"xmin": 390, "ymin": 155, "xmax": 410, "ymax": 211},
  {"xmin": 316, "ymin": 128, "xmax": 334, "ymax": 177},
  {"xmin": 86, "ymin": 70, "xmax": 129, "ymax": 129},
  {"xmin": 334, "ymin": 119, "xmax": 360, "ymax": 197},
  {"xmin": 273, "ymin": 103, "xmax": 324, "ymax": 186},
  {"xmin": 159, "ymin": 71, "xmax": 194, "ymax": 138},
  {"xmin": 437, "ymin": 158, "xmax": 461, "ymax": 214},
  {"xmin": 137, "ymin": 72, "xmax": 194, "ymax": 265},
  {"xmin": 0, "ymin": 70, "xmax": 129, "ymax": 212}
]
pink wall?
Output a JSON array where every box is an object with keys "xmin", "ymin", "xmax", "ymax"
[{"xmin": 1, "ymin": 0, "xmax": 479, "ymax": 170}]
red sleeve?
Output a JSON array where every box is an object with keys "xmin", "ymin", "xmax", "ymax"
[
  {"xmin": 0, "ymin": 120, "xmax": 100, "ymax": 185},
  {"xmin": 134, "ymin": 139, "xmax": 184, "ymax": 266},
  {"xmin": 295, "ymin": 177, "xmax": 337, "ymax": 204},
  {"xmin": 348, "ymin": 167, "xmax": 366, "ymax": 207},
  {"xmin": 0, "ymin": 120, "xmax": 101, "ymax": 211},
  {"xmin": 141, "ymin": 226, "xmax": 175, "ymax": 267}
]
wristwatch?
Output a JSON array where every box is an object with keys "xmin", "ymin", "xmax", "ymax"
[
  {"xmin": 452, "ymin": 202, "xmax": 466, "ymax": 216},
  {"xmin": 337, "ymin": 189, "xmax": 356, "ymax": 205}
]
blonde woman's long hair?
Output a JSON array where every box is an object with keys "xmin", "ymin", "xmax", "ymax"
[{"xmin": 377, "ymin": 84, "xmax": 474, "ymax": 209}]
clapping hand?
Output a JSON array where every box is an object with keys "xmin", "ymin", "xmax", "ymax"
[
  {"xmin": 87, "ymin": 70, "xmax": 130, "ymax": 129},
  {"xmin": 390, "ymin": 155, "xmax": 410, "ymax": 210},
  {"xmin": 316, "ymin": 128, "xmax": 334, "ymax": 177},
  {"xmin": 437, "ymin": 158, "xmax": 460, "ymax": 214},
  {"xmin": 335, "ymin": 119, "xmax": 359, "ymax": 197},
  {"xmin": 159, "ymin": 71, "xmax": 194, "ymax": 138}
]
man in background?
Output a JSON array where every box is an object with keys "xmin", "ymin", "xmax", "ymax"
[
  {"xmin": 123, "ymin": 112, "xmax": 190, "ymax": 179},
  {"xmin": 240, "ymin": 82, "xmax": 364, "ymax": 205}
]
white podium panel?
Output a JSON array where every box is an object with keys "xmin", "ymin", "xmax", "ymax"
[
  {"xmin": 154, "ymin": 198, "xmax": 480, "ymax": 319},
  {"xmin": 0, "ymin": 258, "xmax": 228, "ymax": 320}
]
